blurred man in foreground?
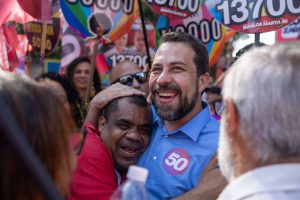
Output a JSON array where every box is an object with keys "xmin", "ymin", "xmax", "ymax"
[{"xmin": 218, "ymin": 42, "xmax": 300, "ymax": 200}]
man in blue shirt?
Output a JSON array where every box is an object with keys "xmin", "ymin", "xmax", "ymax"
[
  {"xmin": 86, "ymin": 32, "xmax": 223, "ymax": 199},
  {"xmin": 136, "ymin": 32, "xmax": 219, "ymax": 199}
]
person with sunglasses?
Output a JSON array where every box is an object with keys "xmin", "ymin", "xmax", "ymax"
[
  {"xmin": 203, "ymin": 86, "xmax": 223, "ymax": 121},
  {"xmin": 110, "ymin": 60, "xmax": 149, "ymax": 95}
]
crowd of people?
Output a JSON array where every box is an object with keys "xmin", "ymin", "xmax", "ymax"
[{"xmin": 1, "ymin": 31, "xmax": 300, "ymax": 200}]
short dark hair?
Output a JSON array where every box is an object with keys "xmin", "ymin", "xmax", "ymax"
[
  {"xmin": 102, "ymin": 96, "xmax": 151, "ymax": 120},
  {"xmin": 159, "ymin": 32, "xmax": 208, "ymax": 77},
  {"xmin": 203, "ymin": 86, "xmax": 221, "ymax": 95},
  {"xmin": 235, "ymin": 42, "xmax": 266, "ymax": 60}
]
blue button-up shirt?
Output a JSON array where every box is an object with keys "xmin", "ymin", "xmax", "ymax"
[{"xmin": 137, "ymin": 103, "xmax": 220, "ymax": 199}]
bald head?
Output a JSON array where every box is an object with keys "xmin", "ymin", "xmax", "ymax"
[
  {"xmin": 110, "ymin": 60, "xmax": 141, "ymax": 83},
  {"xmin": 110, "ymin": 60, "xmax": 149, "ymax": 94}
]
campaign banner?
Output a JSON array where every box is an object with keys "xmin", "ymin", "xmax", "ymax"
[
  {"xmin": 276, "ymin": 18, "xmax": 300, "ymax": 42},
  {"xmin": 104, "ymin": 18, "xmax": 156, "ymax": 68},
  {"xmin": 59, "ymin": 0, "xmax": 139, "ymax": 42},
  {"xmin": 157, "ymin": 4, "xmax": 235, "ymax": 67},
  {"xmin": 206, "ymin": 0, "xmax": 300, "ymax": 33},
  {"xmin": 145, "ymin": 0, "xmax": 204, "ymax": 19},
  {"xmin": 24, "ymin": 16, "xmax": 60, "ymax": 56}
]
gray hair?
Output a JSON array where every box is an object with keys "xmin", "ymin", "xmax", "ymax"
[{"xmin": 222, "ymin": 42, "xmax": 300, "ymax": 162}]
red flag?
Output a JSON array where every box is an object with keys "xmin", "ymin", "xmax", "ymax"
[
  {"xmin": 2, "ymin": 23, "xmax": 19, "ymax": 71},
  {"xmin": 2, "ymin": 23, "xmax": 19, "ymax": 49},
  {"xmin": 0, "ymin": 27, "xmax": 9, "ymax": 71},
  {"xmin": 96, "ymin": 53, "xmax": 109, "ymax": 74}
]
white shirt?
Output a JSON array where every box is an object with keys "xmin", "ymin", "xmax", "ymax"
[{"xmin": 218, "ymin": 164, "xmax": 300, "ymax": 200}]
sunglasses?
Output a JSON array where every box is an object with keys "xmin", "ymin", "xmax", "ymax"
[{"xmin": 113, "ymin": 72, "xmax": 148, "ymax": 86}]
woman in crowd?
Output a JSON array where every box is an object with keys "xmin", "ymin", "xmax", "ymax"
[
  {"xmin": 0, "ymin": 72, "xmax": 77, "ymax": 200},
  {"xmin": 65, "ymin": 57, "xmax": 101, "ymax": 128}
]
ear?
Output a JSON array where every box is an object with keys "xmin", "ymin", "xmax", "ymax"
[
  {"xmin": 198, "ymin": 72, "xmax": 210, "ymax": 94},
  {"xmin": 224, "ymin": 99, "xmax": 239, "ymax": 141},
  {"xmin": 98, "ymin": 115, "xmax": 107, "ymax": 133}
]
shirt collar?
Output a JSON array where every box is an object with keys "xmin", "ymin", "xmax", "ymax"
[
  {"xmin": 219, "ymin": 164, "xmax": 300, "ymax": 200},
  {"xmin": 153, "ymin": 102, "xmax": 212, "ymax": 142}
]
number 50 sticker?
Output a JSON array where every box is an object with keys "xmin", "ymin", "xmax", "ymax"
[
  {"xmin": 206, "ymin": 0, "xmax": 300, "ymax": 33},
  {"xmin": 163, "ymin": 148, "xmax": 190, "ymax": 176}
]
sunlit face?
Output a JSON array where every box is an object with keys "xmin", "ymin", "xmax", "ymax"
[
  {"xmin": 72, "ymin": 62, "xmax": 91, "ymax": 91},
  {"xmin": 114, "ymin": 34, "xmax": 128, "ymax": 52},
  {"xmin": 134, "ymin": 31, "xmax": 146, "ymax": 54},
  {"xmin": 100, "ymin": 100, "xmax": 151, "ymax": 173},
  {"xmin": 149, "ymin": 42, "xmax": 200, "ymax": 121},
  {"xmin": 218, "ymin": 106, "xmax": 236, "ymax": 182}
]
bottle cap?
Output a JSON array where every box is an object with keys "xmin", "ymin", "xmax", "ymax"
[{"xmin": 127, "ymin": 165, "xmax": 148, "ymax": 183}]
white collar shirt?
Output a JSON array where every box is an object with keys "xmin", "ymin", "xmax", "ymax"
[{"xmin": 218, "ymin": 163, "xmax": 300, "ymax": 200}]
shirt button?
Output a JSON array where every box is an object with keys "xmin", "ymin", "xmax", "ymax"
[{"xmin": 153, "ymin": 156, "xmax": 157, "ymax": 160}]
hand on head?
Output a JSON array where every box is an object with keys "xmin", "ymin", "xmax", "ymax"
[{"xmin": 85, "ymin": 83, "xmax": 146, "ymax": 127}]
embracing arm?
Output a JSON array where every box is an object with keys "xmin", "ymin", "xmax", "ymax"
[
  {"xmin": 172, "ymin": 155, "xmax": 227, "ymax": 200},
  {"xmin": 85, "ymin": 83, "xmax": 145, "ymax": 127}
]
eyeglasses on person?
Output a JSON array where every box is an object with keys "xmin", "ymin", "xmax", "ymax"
[
  {"xmin": 113, "ymin": 72, "xmax": 148, "ymax": 86},
  {"xmin": 210, "ymin": 98, "xmax": 223, "ymax": 120}
]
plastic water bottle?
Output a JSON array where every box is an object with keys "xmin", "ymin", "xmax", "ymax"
[{"xmin": 110, "ymin": 165, "xmax": 148, "ymax": 200}]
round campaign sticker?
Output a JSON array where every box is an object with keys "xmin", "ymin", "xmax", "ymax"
[
  {"xmin": 163, "ymin": 148, "xmax": 190, "ymax": 176},
  {"xmin": 205, "ymin": 0, "xmax": 300, "ymax": 33},
  {"xmin": 145, "ymin": 0, "xmax": 202, "ymax": 19}
]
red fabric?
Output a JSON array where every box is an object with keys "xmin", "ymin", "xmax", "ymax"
[
  {"xmin": 2, "ymin": 23, "xmax": 19, "ymax": 71},
  {"xmin": 96, "ymin": 53, "xmax": 109, "ymax": 74},
  {"xmin": 69, "ymin": 123, "xmax": 118, "ymax": 200}
]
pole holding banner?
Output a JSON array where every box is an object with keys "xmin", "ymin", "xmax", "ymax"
[
  {"xmin": 83, "ymin": 25, "xmax": 105, "ymax": 105},
  {"xmin": 39, "ymin": 21, "xmax": 48, "ymax": 74},
  {"xmin": 255, "ymin": 33, "xmax": 260, "ymax": 45},
  {"xmin": 137, "ymin": 0, "xmax": 152, "ymax": 69}
]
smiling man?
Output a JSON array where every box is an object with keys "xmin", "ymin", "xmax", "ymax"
[
  {"xmin": 69, "ymin": 95, "xmax": 152, "ymax": 200},
  {"xmin": 83, "ymin": 32, "xmax": 223, "ymax": 200},
  {"xmin": 136, "ymin": 32, "xmax": 220, "ymax": 199}
]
